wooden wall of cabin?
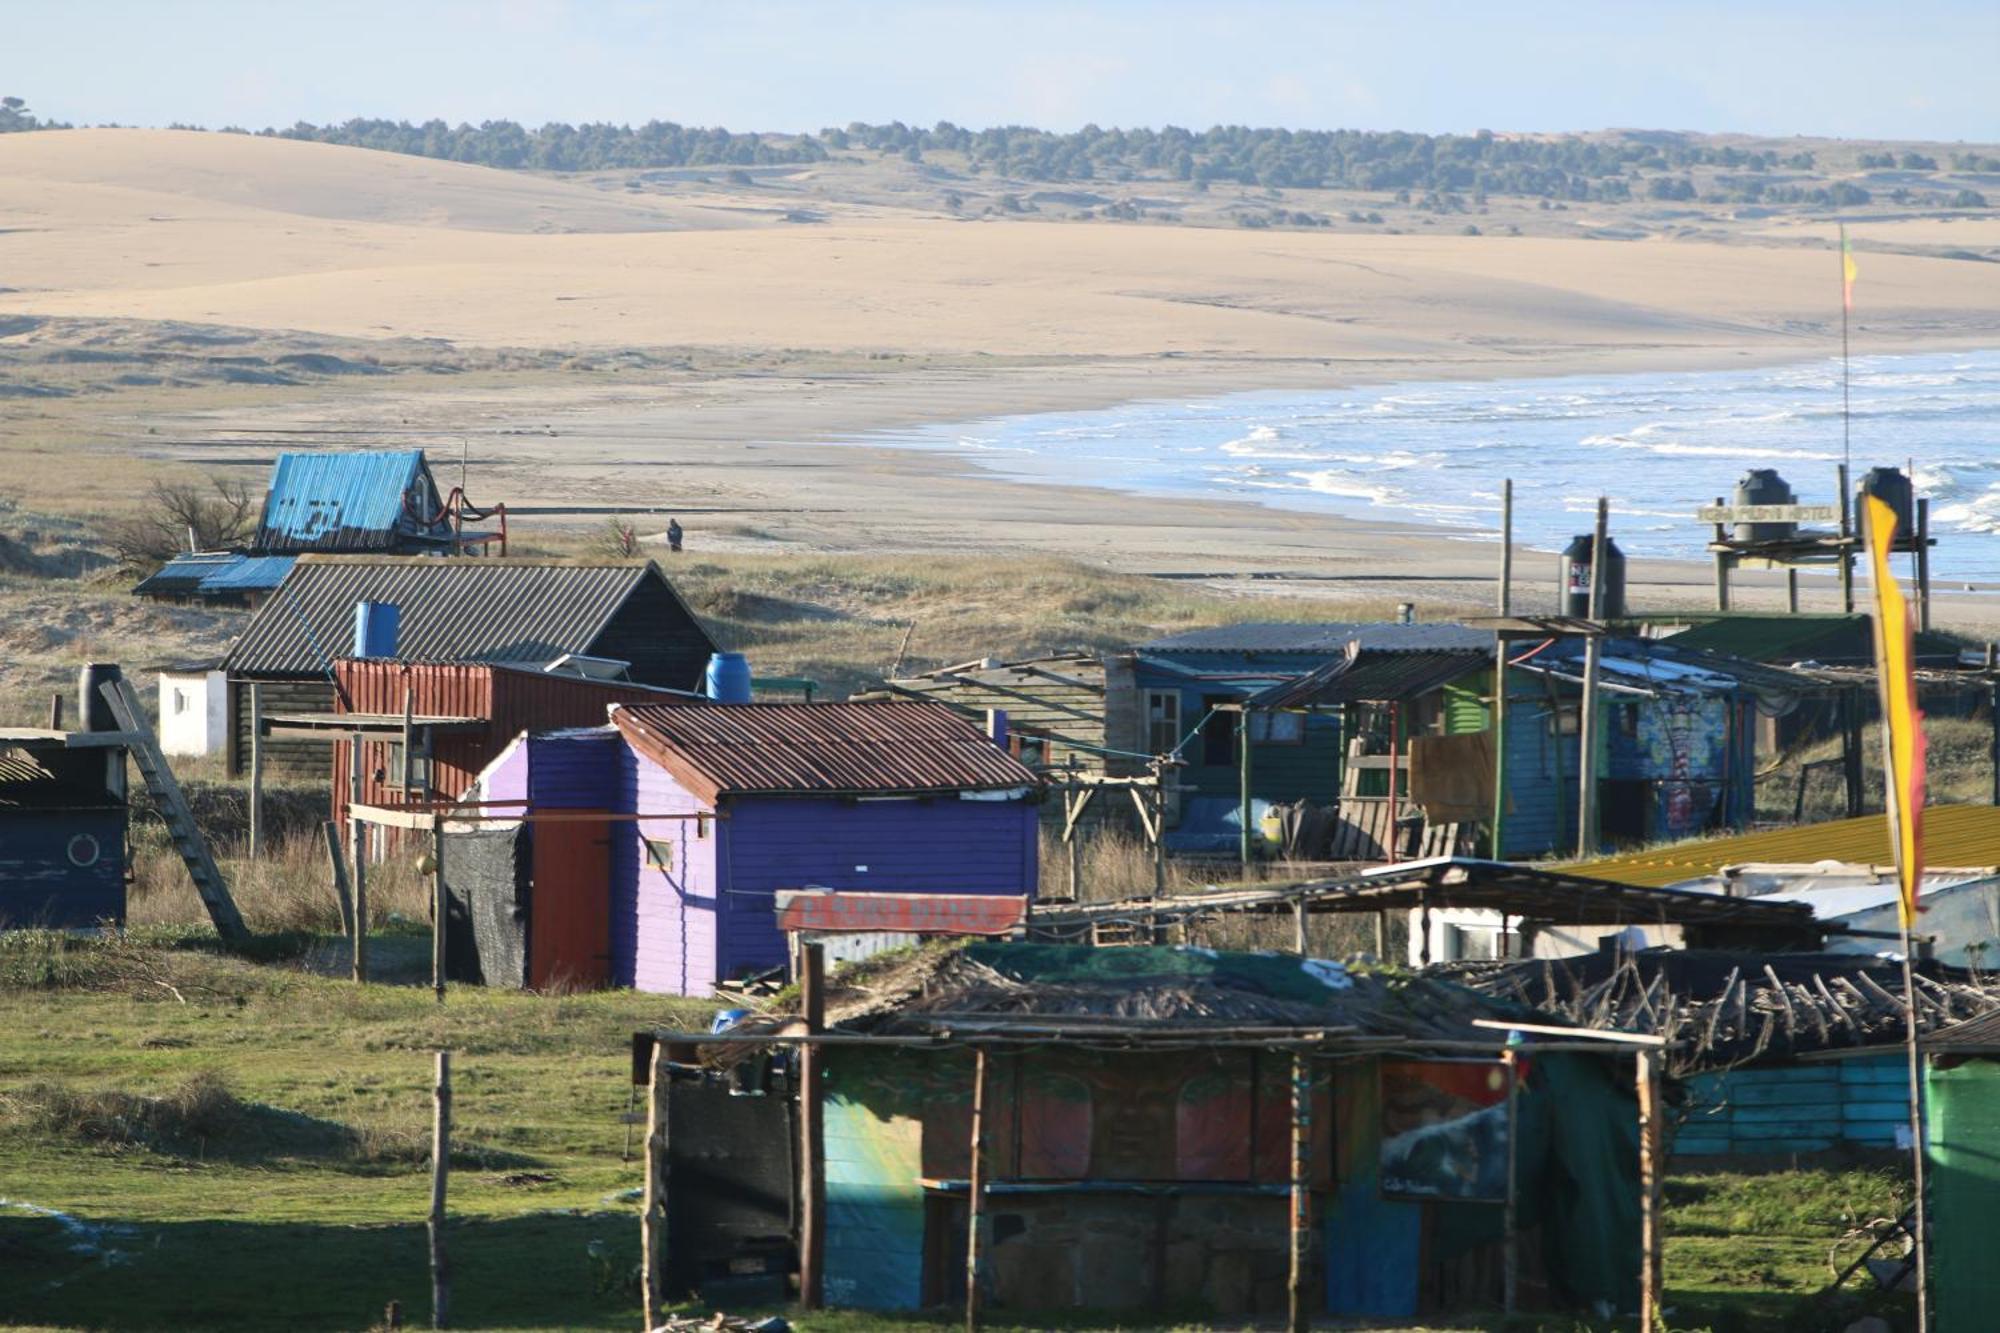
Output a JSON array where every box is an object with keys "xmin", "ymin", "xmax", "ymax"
[{"xmin": 228, "ymin": 677, "xmax": 337, "ymax": 780}]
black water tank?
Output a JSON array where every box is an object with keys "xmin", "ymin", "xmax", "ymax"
[
  {"xmin": 1860, "ymin": 466, "xmax": 1915, "ymax": 537},
  {"xmin": 1733, "ymin": 468, "xmax": 1797, "ymax": 543},
  {"xmin": 78, "ymin": 662, "xmax": 123, "ymax": 733},
  {"xmin": 1559, "ymin": 534, "xmax": 1627, "ymax": 618}
]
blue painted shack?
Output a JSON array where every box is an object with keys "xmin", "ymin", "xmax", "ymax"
[
  {"xmin": 1132, "ymin": 623, "xmax": 1490, "ymax": 852},
  {"xmin": 255, "ymin": 448, "xmax": 489, "ymax": 554},
  {"xmin": 0, "ymin": 736, "xmax": 126, "ymax": 930},
  {"xmin": 456, "ymin": 701, "xmax": 1039, "ymax": 995}
]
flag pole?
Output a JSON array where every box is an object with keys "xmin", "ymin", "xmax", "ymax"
[
  {"xmin": 1865, "ymin": 495, "xmax": 1930, "ymax": 1329},
  {"xmin": 1840, "ymin": 224, "xmax": 1853, "ymax": 477}
]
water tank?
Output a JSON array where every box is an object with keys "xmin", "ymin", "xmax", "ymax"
[
  {"xmin": 78, "ymin": 663, "xmax": 123, "ymax": 733},
  {"xmin": 704, "ymin": 652, "xmax": 753, "ymax": 703},
  {"xmin": 1733, "ymin": 469, "xmax": 1798, "ymax": 543},
  {"xmin": 352, "ymin": 601, "xmax": 400, "ymax": 659},
  {"xmin": 1860, "ymin": 466, "xmax": 1915, "ymax": 538},
  {"xmin": 1559, "ymin": 534, "xmax": 1627, "ymax": 619}
]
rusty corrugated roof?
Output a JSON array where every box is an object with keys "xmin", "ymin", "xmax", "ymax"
[
  {"xmin": 612, "ymin": 700, "xmax": 1038, "ymax": 802},
  {"xmin": 1570, "ymin": 804, "xmax": 2000, "ymax": 887}
]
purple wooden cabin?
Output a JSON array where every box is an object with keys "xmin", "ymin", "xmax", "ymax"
[{"xmin": 469, "ymin": 701, "xmax": 1040, "ymax": 996}]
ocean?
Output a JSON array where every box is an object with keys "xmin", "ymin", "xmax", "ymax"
[{"xmin": 859, "ymin": 349, "xmax": 2000, "ymax": 583}]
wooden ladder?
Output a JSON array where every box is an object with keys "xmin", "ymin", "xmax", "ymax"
[{"xmin": 99, "ymin": 677, "xmax": 250, "ymax": 944}]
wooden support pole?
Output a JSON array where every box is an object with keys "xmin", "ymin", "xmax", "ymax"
[
  {"xmin": 323, "ymin": 820, "xmax": 355, "ymax": 938},
  {"xmin": 798, "ymin": 944, "xmax": 826, "ymax": 1311},
  {"xmin": 401, "ymin": 686, "xmax": 416, "ymax": 811},
  {"xmin": 1577, "ymin": 497, "xmax": 1609, "ymax": 858},
  {"xmin": 1239, "ymin": 711, "xmax": 1254, "ymax": 866},
  {"xmin": 1837, "ymin": 463, "xmax": 1856, "ymax": 614},
  {"xmin": 350, "ymin": 732, "xmax": 368, "ymax": 983},
  {"xmin": 964, "ymin": 1045, "xmax": 990, "ymax": 1333},
  {"xmin": 1387, "ymin": 702, "xmax": 1402, "ymax": 863},
  {"xmin": 1490, "ymin": 641, "xmax": 1508, "ymax": 859},
  {"xmin": 1373, "ymin": 911, "xmax": 1388, "ymax": 961},
  {"xmin": 429, "ymin": 1050, "xmax": 452, "ymax": 1330},
  {"xmin": 47, "ymin": 691, "xmax": 62, "ymax": 730},
  {"xmin": 1916, "ymin": 497, "xmax": 1933, "ymax": 632},
  {"xmin": 1712, "ymin": 496, "xmax": 1731, "ymax": 611},
  {"xmin": 1637, "ymin": 1048, "xmax": 1664, "ymax": 1333},
  {"xmin": 1067, "ymin": 796, "xmax": 1084, "ymax": 901},
  {"xmin": 1503, "ymin": 1046, "xmax": 1520, "ymax": 1314},
  {"xmin": 1988, "ymin": 645, "xmax": 1999, "ymax": 807},
  {"xmin": 1843, "ymin": 689, "xmax": 1866, "ymax": 818},
  {"xmin": 431, "ymin": 813, "xmax": 447, "ymax": 1005},
  {"xmin": 1152, "ymin": 781, "xmax": 1168, "ymax": 903},
  {"xmin": 641, "ymin": 1041, "xmax": 670, "ymax": 1325},
  {"xmin": 1292, "ymin": 897, "xmax": 1308, "ymax": 956},
  {"xmin": 248, "ymin": 682, "xmax": 264, "ymax": 859},
  {"xmin": 1287, "ymin": 1051, "xmax": 1312, "ymax": 1333},
  {"xmin": 1497, "ymin": 477, "xmax": 1514, "ymax": 617},
  {"xmin": 1786, "ymin": 567, "xmax": 1800, "ymax": 614}
]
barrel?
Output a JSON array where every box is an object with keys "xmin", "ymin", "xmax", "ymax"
[
  {"xmin": 1733, "ymin": 468, "xmax": 1797, "ymax": 543},
  {"xmin": 1558, "ymin": 535, "xmax": 1627, "ymax": 618},
  {"xmin": 704, "ymin": 652, "xmax": 753, "ymax": 703},
  {"xmin": 1860, "ymin": 466, "xmax": 1915, "ymax": 538},
  {"xmin": 352, "ymin": 601, "xmax": 400, "ymax": 659},
  {"xmin": 78, "ymin": 663, "xmax": 123, "ymax": 733}
]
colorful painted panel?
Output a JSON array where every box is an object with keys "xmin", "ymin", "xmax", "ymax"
[{"xmin": 1379, "ymin": 1058, "xmax": 1511, "ymax": 1202}]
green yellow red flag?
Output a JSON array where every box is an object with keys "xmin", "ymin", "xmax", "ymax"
[{"xmin": 1862, "ymin": 493, "xmax": 1925, "ymax": 927}]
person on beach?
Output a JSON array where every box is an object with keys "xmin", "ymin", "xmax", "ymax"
[{"xmin": 667, "ymin": 517, "xmax": 684, "ymax": 552}]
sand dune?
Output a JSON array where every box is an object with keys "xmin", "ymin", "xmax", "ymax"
[{"xmin": 5, "ymin": 129, "xmax": 1998, "ymax": 361}]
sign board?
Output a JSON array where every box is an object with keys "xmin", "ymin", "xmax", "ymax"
[
  {"xmin": 1694, "ymin": 504, "xmax": 1839, "ymax": 524},
  {"xmin": 774, "ymin": 890, "xmax": 1029, "ymax": 937}
]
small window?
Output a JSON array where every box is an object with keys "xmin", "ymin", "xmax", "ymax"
[
  {"xmin": 1248, "ymin": 711, "xmax": 1305, "ymax": 745},
  {"xmin": 382, "ymin": 743, "xmax": 432, "ymax": 793},
  {"xmin": 1616, "ymin": 703, "xmax": 1641, "ymax": 739},
  {"xmin": 172, "ymin": 689, "xmax": 190, "ymax": 716},
  {"xmin": 1145, "ymin": 690, "xmax": 1182, "ymax": 757},
  {"xmin": 643, "ymin": 838, "xmax": 675, "ymax": 874}
]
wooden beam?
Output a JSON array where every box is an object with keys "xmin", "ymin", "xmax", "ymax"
[
  {"xmin": 965, "ymin": 1044, "xmax": 990, "ymax": 1333},
  {"xmin": 1577, "ymin": 496, "xmax": 1609, "ymax": 858},
  {"xmin": 1637, "ymin": 1048, "xmax": 1664, "ymax": 1332},
  {"xmin": 640, "ymin": 1041, "xmax": 670, "ymax": 1325},
  {"xmin": 350, "ymin": 732, "xmax": 368, "ymax": 984},
  {"xmin": 429, "ymin": 1051, "xmax": 452, "ymax": 1330},
  {"xmin": 1287, "ymin": 1050, "xmax": 1312, "ymax": 1333},
  {"xmin": 248, "ymin": 682, "xmax": 265, "ymax": 859},
  {"xmin": 798, "ymin": 944, "xmax": 826, "ymax": 1311}
]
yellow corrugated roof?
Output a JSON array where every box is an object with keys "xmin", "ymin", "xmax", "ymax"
[{"xmin": 1569, "ymin": 804, "xmax": 2000, "ymax": 887}]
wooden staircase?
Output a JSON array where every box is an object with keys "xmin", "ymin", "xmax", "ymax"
[{"xmin": 99, "ymin": 677, "xmax": 249, "ymax": 944}]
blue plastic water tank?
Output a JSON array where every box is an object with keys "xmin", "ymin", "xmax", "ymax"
[
  {"xmin": 704, "ymin": 652, "xmax": 752, "ymax": 703},
  {"xmin": 353, "ymin": 601, "xmax": 401, "ymax": 659}
]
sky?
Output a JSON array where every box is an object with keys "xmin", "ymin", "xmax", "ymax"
[{"xmin": 11, "ymin": 0, "xmax": 1999, "ymax": 143}]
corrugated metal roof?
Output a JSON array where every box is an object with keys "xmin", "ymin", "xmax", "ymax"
[
  {"xmin": 1143, "ymin": 622, "xmax": 1491, "ymax": 655},
  {"xmin": 1522, "ymin": 637, "xmax": 1836, "ymax": 701},
  {"xmin": 133, "ymin": 552, "xmax": 296, "ymax": 600},
  {"xmin": 1663, "ymin": 613, "xmax": 1967, "ymax": 666},
  {"xmin": 1924, "ymin": 1007, "xmax": 2000, "ymax": 1052},
  {"xmin": 198, "ymin": 554, "xmax": 296, "ymax": 591},
  {"xmin": 1570, "ymin": 804, "xmax": 2000, "ymax": 887},
  {"xmin": 612, "ymin": 700, "xmax": 1039, "ymax": 802},
  {"xmin": 256, "ymin": 450, "xmax": 449, "ymax": 553},
  {"xmin": 1249, "ymin": 648, "xmax": 1489, "ymax": 709},
  {"xmin": 224, "ymin": 556, "xmax": 668, "ymax": 676}
]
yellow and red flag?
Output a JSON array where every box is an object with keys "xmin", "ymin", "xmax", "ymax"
[
  {"xmin": 1862, "ymin": 493, "xmax": 1925, "ymax": 926},
  {"xmin": 1842, "ymin": 226, "xmax": 1859, "ymax": 312}
]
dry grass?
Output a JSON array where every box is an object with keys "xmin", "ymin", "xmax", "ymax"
[
  {"xmin": 129, "ymin": 829, "xmax": 433, "ymax": 935},
  {"xmin": 1, "ymin": 1070, "xmax": 245, "ymax": 1152},
  {"xmin": 1758, "ymin": 714, "xmax": 1998, "ymax": 823}
]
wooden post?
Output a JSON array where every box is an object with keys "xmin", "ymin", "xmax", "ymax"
[
  {"xmin": 1387, "ymin": 702, "xmax": 1402, "ymax": 863},
  {"xmin": 1151, "ymin": 780, "xmax": 1168, "ymax": 902},
  {"xmin": 1373, "ymin": 911, "xmax": 1388, "ymax": 961},
  {"xmin": 1502, "ymin": 1046, "xmax": 1520, "ymax": 1314},
  {"xmin": 349, "ymin": 733, "xmax": 368, "ymax": 983},
  {"xmin": 1287, "ymin": 1050, "xmax": 1312, "ymax": 1333},
  {"xmin": 641, "ymin": 1041, "xmax": 670, "ymax": 1325},
  {"xmin": 47, "ymin": 692, "xmax": 62, "ymax": 730},
  {"xmin": 1843, "ymin": 689, "xmax": 1866, "ymax": 818},
  {"xmin": 964, "ymin": 1045, "xmax": 990, "ymax": 1333},
  {"xmin": 1239, "ymin": 708, "xmax": 1254, "ymax": 866},
  {"xmin": 1497, "ymin": 477, "xmax": 1513, "ymax": 617},
  {"xmin": 429, "ymin": 1050, "xmax": 452, "ymax": 1330},
  {"xmin": 1916, "ymin": 497, "xmax": 1933, "ymax": 632},
  {"xmin": 1988, "ymin": 645, "xmax": 1999, "ymax": 807},
  {"xmin": 401, "ymin": 686, "xmax": 416, "ymax": 808},
  {"xmin": 1418, "ymin": 889, "xmax": 1432, "ymax": 968},
  {"xmin": 1066, "ymin": 793, "xmax": 1084, "ymax": 901},
  {"xmin": 1490, "ymin": 639, "xmax": 1508, "ymax": 859},
  {"xmin": 431, "ymin": 810, "xmax": 447, "ymax": 1005},
  {"xmin": 1292, "ymin": 897, "xmax": 1308, "ymax": 956},
  {"xmin": 1837, "ymin": 462, "xmax": 1856, "ymax": 614},
  {"xmin": 248, "ymin": 682, "xmax": 264, "ymax": 859},
  {"xmin": 1711, "ymin": 496, "xmax": 1731, "ymax": 611},
  {"xmin": 1786, "ymin": 567, "xmax": 1800, "ymax": 614},
  {"xmin": 1577, "ymin": 498, "xmax": 1608, "ymax": 858},
  {"xmin": 798, "ymin": 944, "xmax": 826, "ymax": 1311},
  {"xmin": 1636, "ymin": 1049, "xmax": 1664, "ymax": 1333},
  {"xmin": 323, "ymin": 820, "xmax": 355, "ymax": 938}
]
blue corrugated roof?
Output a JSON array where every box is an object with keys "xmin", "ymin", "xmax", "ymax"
[
  {"xmin": 198, "ymin": 554, "xmax": 296, "ymax": 591},
  {"xmin": 256, "ymin": 450, "xmax": 449, "ymax": 552},
  {"xmin": 132, "ymin": 552, "xmax": 296, "ymax": 601}
]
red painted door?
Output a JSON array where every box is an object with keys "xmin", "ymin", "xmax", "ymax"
[{"xmin": 530, "ymin": 816, "xmax": 612, "ymax": 990}]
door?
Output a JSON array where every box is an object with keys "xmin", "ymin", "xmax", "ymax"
[{"xmin": 529, "ymin": 816, "xmax": 612, "ymax": 990}]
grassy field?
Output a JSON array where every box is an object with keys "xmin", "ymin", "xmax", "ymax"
[{"xmin": 0, "ymin": 927, "xmax": 1916, "ymax": 1333}]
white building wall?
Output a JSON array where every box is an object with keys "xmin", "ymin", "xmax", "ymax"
[{"xmin": 158, "ymin": 670, "xmax": 226, "ymax": 757}]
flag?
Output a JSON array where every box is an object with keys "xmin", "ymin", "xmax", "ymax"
[
  {"xmin": 1862, "ymin": 493, "xmax": 1925, "ymax": 926},
  {"xmin": 1842, "ymin": 226, "xmax": 1859, "ymax": 312}
]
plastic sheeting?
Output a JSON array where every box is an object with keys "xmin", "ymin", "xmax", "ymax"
[{"xmin": 440, "ymin": 825, "xmax": 530, "ymax": 987}]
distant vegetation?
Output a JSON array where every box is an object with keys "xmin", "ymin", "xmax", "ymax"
[{"xmin": 6, "ymin": 96, "xmax": 1992, "ymax": 209}]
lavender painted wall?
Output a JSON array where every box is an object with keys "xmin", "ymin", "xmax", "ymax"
[{"xmin": 619, "ymin": 748, "xmax": 1038, "ymax": 996}]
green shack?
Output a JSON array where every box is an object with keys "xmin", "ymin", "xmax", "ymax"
[{"xmin": 1925, "ymin": 1008, "xmax": 2000, "ymax": 1332}]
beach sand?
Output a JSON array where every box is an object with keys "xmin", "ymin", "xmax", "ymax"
[{"xmin": 5, "ymin": 129, "xmax": 1997, "ymax": 627}]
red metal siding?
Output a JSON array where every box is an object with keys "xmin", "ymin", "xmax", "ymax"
[{"xmin": 331, "ymin": 660, "xmax": 668, "ymax": 827}]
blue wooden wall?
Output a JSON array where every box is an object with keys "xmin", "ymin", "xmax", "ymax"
[
  {"xmin": 1674, "ymin": 1056, "xmax": 1911, "ymax": 1155},
  {"xmin": 0, "ymin": 809, "xmax": 125, "ymax": 929}
]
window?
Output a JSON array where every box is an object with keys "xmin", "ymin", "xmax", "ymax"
[
  {"xmin": 643, "ymin": 837, "xmax": 675, "ymax": 874},
  {"xmin": 1144, "ymin": 690, "xmax": 1182, "ymax": 757},
  {"xmin": 382, "ymin": 743, "xmax": 432, "ymax": 793},
  {"xmin": 1200, "ymin": 695, "xmax": 1239, "ymax": 767},
  {"xmin": 1247, "ymin": 711, "xmax": 1305, "ymax": 744},
  {"xmin": 171, "ymin": 689, "xmax": 190, "ymax": 716}
]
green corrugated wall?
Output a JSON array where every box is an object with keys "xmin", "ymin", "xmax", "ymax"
[{"xmin": 1927, "ymin": 1058, "xmax": 2000, "ymax": 1332}]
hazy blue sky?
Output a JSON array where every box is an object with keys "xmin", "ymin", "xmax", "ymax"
[{"xmin": 13, "ymin": 1, "xmax": 1998, "ymax": 142}]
